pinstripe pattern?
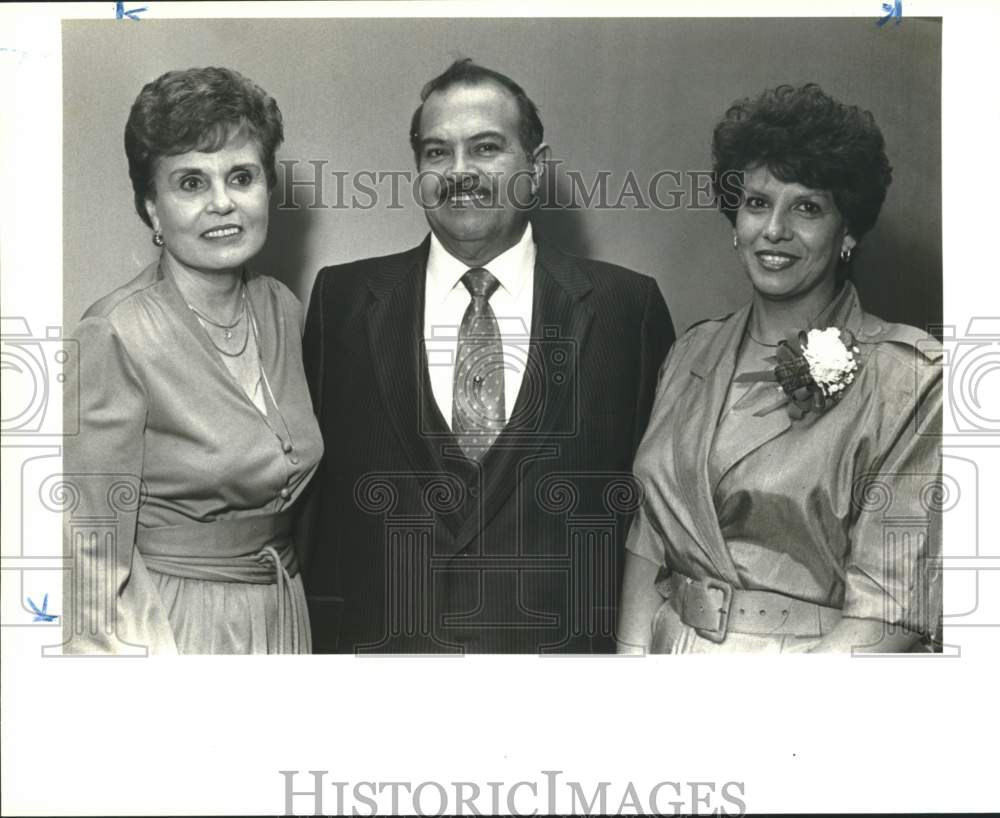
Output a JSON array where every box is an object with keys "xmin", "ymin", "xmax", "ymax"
[{"xmin": 302, "ymin": 236, "xmax": 675, "ymax": 653}]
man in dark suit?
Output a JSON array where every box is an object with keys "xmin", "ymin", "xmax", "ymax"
[{"xmin": 303, "ymin": 58, "xmax": 674, "ymax": 653}]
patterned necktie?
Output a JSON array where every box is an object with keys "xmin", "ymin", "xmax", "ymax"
[{"xmin": 452, "ymin": 267, "xmax": 506, "ymax": 460}]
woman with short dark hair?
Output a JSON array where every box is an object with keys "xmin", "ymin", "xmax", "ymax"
[
  {"xmin": 618, "ymin": 84, "xmax": 942, "ymax": 653},
  {"xmin": 64, "ymin": 67, "xmax": 322, "ymax": 654}
]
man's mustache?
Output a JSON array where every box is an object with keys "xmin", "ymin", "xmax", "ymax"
[
  {"xmin": 426, "ymin": 179, "xmax": 500, "ymax": 208},
  {"xmin": 440, "ymin": 177, "xmax": 495, "ymax": 199}
]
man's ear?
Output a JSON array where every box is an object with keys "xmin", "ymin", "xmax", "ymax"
[{"xmin": 529, "ymin": 143, "xmax": 551, "ymax": 197}]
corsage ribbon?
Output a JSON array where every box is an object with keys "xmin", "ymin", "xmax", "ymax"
[{"xmin": 734, "ymin": 327, "xmax": 861, "ymax": 420}]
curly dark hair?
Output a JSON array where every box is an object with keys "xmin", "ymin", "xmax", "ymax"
[
  {"xmin": 408, "ymin": 58, "xmax": 544, "ymax": 163},
  {"xmin": 712, "ymin": 84, "xmax": 892, "ymax": 241},
  {"xmin": 124, "ymin": 66, "xmax": 284, "ymax": 228}
]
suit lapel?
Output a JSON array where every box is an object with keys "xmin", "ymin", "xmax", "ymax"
[
  {"xmin": 448, "ymin": 244, "xmax": 594, "ymax": 556},
  {"xmin": 365, "ymin": 238, "xmax": 458, "ymax": 487}
]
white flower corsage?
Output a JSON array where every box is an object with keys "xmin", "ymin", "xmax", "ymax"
[{"xmin": 735, "ymin": 327, "xmax": 861, "ymax": 419}]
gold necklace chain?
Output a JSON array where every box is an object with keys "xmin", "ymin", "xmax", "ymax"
[
  {"xmin": 189, "ymin": 284, "xmax": 250, "ymax": 357},
  {"xmin": 187, "ymin": 284, "xmax": 247, "ymax": 338},
  {"xmin": 197, "ymin": 302, "xmax": 250, "ymax": 357},
  {"xmin": 745, "ymin": 329, "xmax": 780, "ymax": 348}
]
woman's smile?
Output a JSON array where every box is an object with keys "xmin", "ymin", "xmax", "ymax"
[
  {"xmin": 735, "ymin": 165, "xmax": 852, "ymax": 305},
  {"xmin": 753, "ymin": 250, "xmax": 800, "ymax": 271},
  {"xmin": 201, "ymin": 224, "xmax": 244, "ymax": 240}
]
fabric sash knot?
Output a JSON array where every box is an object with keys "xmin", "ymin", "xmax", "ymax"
[{"xmin": 136, "ymin": 511, "xmax": 305, "ymax": 653}]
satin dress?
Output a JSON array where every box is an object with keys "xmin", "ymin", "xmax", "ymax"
[
  {"xmin": 62, "ymin": 261, "xmax": 323, "ymax": 654},
  {"xmin": 625, "ymin": 283, "xmax": 942, "ymax": 652}
]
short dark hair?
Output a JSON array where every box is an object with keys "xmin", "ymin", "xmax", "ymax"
[
  {"xmin": 124, "ymin": 66, "xmax": 284, "ymax": 228},
  {"xmin": 712, "ymin": 83, "xmax": 892, "ymax": 241},
  {"xmin": 408, "ymin": 58, "xmax": 544, "ymax": 162}
]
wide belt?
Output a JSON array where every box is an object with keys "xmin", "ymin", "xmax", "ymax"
[
  {"xmin": 656, "ymin": 570, "xmax": 842, "ymax": 644},
  {"xmin": 136, "ymin": 512, "xmax": 305, "ymax": 653}
]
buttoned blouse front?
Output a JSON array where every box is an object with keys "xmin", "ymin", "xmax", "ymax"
[
  {"xmin": 625, "ymin": 282, "xmax": 942, "ymax": 639},
  {"xmin": 64, "ymin": 261, "xmax": 323, "ymax": 654}
]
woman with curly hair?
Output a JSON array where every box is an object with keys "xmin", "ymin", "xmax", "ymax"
[
  {"xmin": 618, "ymin": 84, "xmax": 942, "ymax": 653},
  {"xmin": 64, "ymin": 67, "xmax": 323, "ymax": 654}
]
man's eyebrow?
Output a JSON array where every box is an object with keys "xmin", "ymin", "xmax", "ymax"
[
  {"xmin": 467, "ymin": 130, "xmax": 507, "ymax": 142},
  {"xmin": 418, "ymin": 131, "xmax": 509, "ymax": 146}
]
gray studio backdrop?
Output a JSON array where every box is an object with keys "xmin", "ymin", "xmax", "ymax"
[{"xmin": 63, "ymin": 17, "xmax": 941, "ymax": 337}]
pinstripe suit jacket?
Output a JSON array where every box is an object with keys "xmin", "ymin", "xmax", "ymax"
[{"xmin": 302, "ymin": 236, "xmax": 674, "ymax": 653}]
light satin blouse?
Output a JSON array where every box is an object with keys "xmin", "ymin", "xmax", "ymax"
[
  {"xmin": 62, "ymin": 261, "xmax": 323, "ymax": 655},
  {"xmin": 626, "ymin": 282, "xmax": 943, "ymax": 652}
]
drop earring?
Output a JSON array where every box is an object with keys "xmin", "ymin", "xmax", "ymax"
[{"xmin": 152, "ymin": 230, "xmax": 164, "ymax": 247}]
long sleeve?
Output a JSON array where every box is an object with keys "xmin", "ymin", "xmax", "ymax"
[
  {"xmin": 625, "ymin": 326, "xmax": 694, "ymax": 569},
  {"xmin": 62, "ymin": 314, "xmax": 176, "ymax": 654},
  {"xmin": 842, "ymin": 347, "xmax": 943, "ymax": 638}
]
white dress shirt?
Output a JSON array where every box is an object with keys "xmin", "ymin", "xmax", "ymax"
[{"xmin": 423, "ymin": 223, "xmax": 536, "ymax": 430}]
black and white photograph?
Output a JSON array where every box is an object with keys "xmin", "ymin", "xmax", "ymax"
[{"xmin": 2, "ymin": 1, "xmax": 997, "ymax": 815}]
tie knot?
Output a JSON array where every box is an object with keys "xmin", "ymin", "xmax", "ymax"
[{"xmin": 461, "ymin": 267, "xmax": 500, "ymax": 300}]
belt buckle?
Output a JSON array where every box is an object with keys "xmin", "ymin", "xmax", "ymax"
[{"xmin": 694, "ymin": 577, "xmax": 733, "ymax": 644}]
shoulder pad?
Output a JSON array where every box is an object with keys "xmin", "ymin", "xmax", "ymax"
[
  {"xmin": 685, "ymin": 312, "xmax": 733, "ymax": 334},
  {"xmin": 857, "ymin": 319, "xmax": 943, "ymax": 364}
]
